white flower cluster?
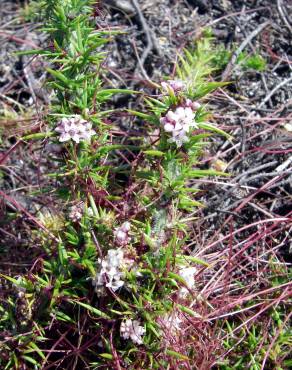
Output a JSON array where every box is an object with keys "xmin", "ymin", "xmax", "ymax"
[
  {"xmin": 160, "ymin": 106, "xmax": 197, "ymax": 147},
  {"xmin": 161, "ymin": 79, "xmax": 185, "ymax": 94},
  {"xmin": 92, "ymin": 249, "xmax": 125, "ymax": 295},
  {"xmin": 55, "ymin": 115, "xmax": 95, "ymax": 143},
  {"xmin": 113, "ymin": 222, "xmax": 131, "ymax": 246},
  {"xmin": 120, "ymin": 319, "xmax": 146, "ymax": 345},
  {"xmin": 178, "ymin": 266, "xmax": 197, "ymax": 297}
]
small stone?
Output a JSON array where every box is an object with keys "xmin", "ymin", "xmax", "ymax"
[{"xmin": 283, "ymin": 123, "xmax": 292, "ymax": 132}]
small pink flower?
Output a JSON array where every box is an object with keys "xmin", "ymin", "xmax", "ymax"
[
  {"xmin": 161, "ymin": 79, "xmax": 185, "ymax": 94},
  {"xmin": 114, "ymin": 222, "xmax": 131, "ymax": 245},
  {"xmin": 160, "ymin": 105, "xmax": 197, "ymax": 147},
  {"xmin": 55, "ymin": 115, "xmax": 95, "ymax": 143},
  {"xmin": 185, "ymin": 99, "xmax": 201, "ymax": 111},
  {"xmin": 69, "ymin": 202, "xmax": 84, "ymax": 222}
]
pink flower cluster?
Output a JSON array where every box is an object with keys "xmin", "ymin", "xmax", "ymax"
[
  {"xmin": 55, "ymin": 115, "xmax": 95, "ymax": 143},
  {"xmin": 185, "ymin": 98, "xmax": 201, "ymax": 111},
  {"xmin": 114, "ymin": 221, "xmax": 131, "ymax": 246},
  {"xmin": 160, "ymin": 103, "xmax": 198, "ymax": 147},
  {"xmin": 161, "ymin": 79, "xmax": 185, "ymax": 94},
  {"xmin": 69, "ymin": 202, "xmax": 84, "ymax": 222},
  {"xmin": 159, "ymin": 97, "xmax": 201, "ymax": 147}
]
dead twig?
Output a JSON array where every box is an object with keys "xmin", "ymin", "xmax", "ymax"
[
  {"xmin": 275, "ymin": 156, "xmax": 292, "ymax": 172},
  {"xmin": 206, "ymin": 6, "xmax": 269, "ymax": 27},
  {"xmin": 0, "ymin": 139, "xmax": 23, "ymax": 165},
  {"xmin": 21, "ymin": 33, "xmax": 50, "ymax": 105},
  {"xmin": 239, "ymin": 170, "xmax": 292, "ymax": 185},
  {"xmin": 268, "ymin": 175, "xmax": 292, "ymax": 190},
  {"xmin": 277, "ymin": 0, "xmax": 292, "ymax": 35},
  {"xmin": 233, "ymin": 161, "xmax": 278, "ymax": 183},
  {"xmin": 131, "ymin": 0, "xmax": 153, "ymax": 81},
  {"xmin": 0, "ymin": 190, "xmax": 58, "ymax": 242},
  {"xmin": 257, "ymin": 76, "xmax": 292, "ymax": 109},
  {"xmin": 221, "ymin": 21, "xmax": 270, "ymax": 81}
]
